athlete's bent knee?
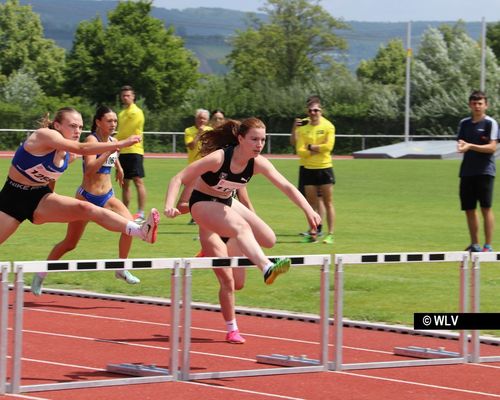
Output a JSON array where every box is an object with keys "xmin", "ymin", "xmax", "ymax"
[{"xmin": 76, "ymin": 200, "xmax": 99, "ymax": 217}]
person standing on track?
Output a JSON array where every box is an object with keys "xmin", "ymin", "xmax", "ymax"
[
  {"xmin": 291, "ymin": 95, "xmax": 326, "ymax": 239},
  {"xmin": 457, "ymin": 90, "xmax": 499, "ymax": 252},
  {"xmin": 164, "ymin": 117, "xmax": 321, "ymax": 285},
  {"xmin": 294, "ymin": 99, "xmax": 335, "ymax": 245},
  {"xmin": 32, "ymin": 106, "xmax": 144, "ymax": 295},
  {"xmin": 116, "ymin": 85, "xmax": 147, "ymax": 224},
  {"xmin": 0, "ymin": 107, "xmax": 159, "ymax": 295}
]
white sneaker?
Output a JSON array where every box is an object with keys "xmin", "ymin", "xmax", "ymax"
[
  {"xmin": 141, "ymin": 208, "xmax": 160, "ymax": 243},
  {"xmin": 115, "ymin": 270, "xmax": 140, "ymax": 284}
]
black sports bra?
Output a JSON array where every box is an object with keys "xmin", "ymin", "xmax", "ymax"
[{"xmin": 201, "ymin": 146, "xmax": 254, "ymax": 194}]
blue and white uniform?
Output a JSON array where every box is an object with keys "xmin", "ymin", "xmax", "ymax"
[
  {"xmin": 78, "ymin": 133, "xmax": 118, "ymax": 207},
  {"xmin": 0, "ymin": 142, "xmax": 69, "ymax": 222},
  {"xmin": 82, "ymin": 133, "xmax": 118, "ymax": 175}
]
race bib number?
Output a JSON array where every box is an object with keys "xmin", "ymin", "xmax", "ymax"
[
  {"xmin": 213, "ymin": 179, "xmax": 246, "ymax": 193},
  {"xmin": 102, "ymin": 152, "xmax": 118, "ymax": 167},
  {"xmin": 23, "ymin": 163, "xmax": 63, "ymax": 183}
]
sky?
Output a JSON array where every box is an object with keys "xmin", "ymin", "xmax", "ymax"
[{"xmin": 153, "ymin": 0, "xmax": 500, "ymax": 22}]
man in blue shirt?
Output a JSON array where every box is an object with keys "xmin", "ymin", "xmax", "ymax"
[{"xmin": 457, "ymin": 90, "xmax": 499, "ymax": 252}]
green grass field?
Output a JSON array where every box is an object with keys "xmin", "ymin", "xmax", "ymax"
[{"xmin": 2, "ymin": 157, "xmax": 499, "ymax": 333}]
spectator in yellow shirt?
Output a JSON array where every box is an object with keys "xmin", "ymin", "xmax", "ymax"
[
  {"xmin": 184, "ymin": 109, "xmax": 212, "ymax": 164},
  {"xmin": 294, "ymin": 100, "xmax": 335, "ymax": 244},
  {"xmin": 116, "ymin": 85, "xmax": 147, "ymax": 223}
]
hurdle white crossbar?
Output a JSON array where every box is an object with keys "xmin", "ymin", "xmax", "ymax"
[
  {"xmin": 179, "ymin": 255, "xmax": 331, "ymax": 380},
  {"xmin": 334, "ymin": 251, "xmax": 470, "ymax": 371},
  {"xmin": 14, "ymin": 258, "xmax": 177, "ymax": 274},
  {"xmin": 0, "ymin": 262, "xmax": 10, "ymax": 395},
  {"xmin": 8, "ymin": 258, "xmax": 181, "ymax": 394},
  {"xmin": 470, "ymin": 252, "xmax": 500, "ymax": 363}
]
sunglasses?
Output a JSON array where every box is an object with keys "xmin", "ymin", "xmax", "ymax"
[{"xmin": 308, "ymin": 108, "xmax": 321, "ymax": 113}]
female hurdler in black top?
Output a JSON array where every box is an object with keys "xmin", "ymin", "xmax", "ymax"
[{"xmin": 164, "ymin": 117, "xmax": 320, "ymax": 284}]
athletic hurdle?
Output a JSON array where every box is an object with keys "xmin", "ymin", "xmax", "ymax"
[
  {"xmin": 7, "ymin": 258, "xmax": 182, "ymax": 394},
  {"xmin": 0, "ymin": 262, "xmax": 11, "ymax": 395},
  {"xmin": 333, "ymin": 251, "xmax": 470, "ymax": 371},
  {"xmin": 179, "ymin": 255, "xmax": 331, "ymax": 380},
  {"xmin": 469, "ymin": 252, "xmax": 500, "ymax": 363}
]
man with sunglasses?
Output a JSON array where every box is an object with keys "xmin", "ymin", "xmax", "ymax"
[{"xmin": 293, "ymin": 99, "xmax": 335, "ymax": 244}]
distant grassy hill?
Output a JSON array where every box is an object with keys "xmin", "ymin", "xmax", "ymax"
[{"xmin": 7, "ymin": 0, "xmax": 482, "ymax": 74}]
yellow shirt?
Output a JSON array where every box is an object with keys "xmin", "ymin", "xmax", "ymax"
[
  {"xmin": 295, "ymin": 117, "xmax": 335, "ymax": 169},
  {"xmin": 184, "ymin": 125, "xmax": 213, "ymax": 164},
  {"xmin": 116, "ymin": 103, "xmax": 145, "ymax": 155}
]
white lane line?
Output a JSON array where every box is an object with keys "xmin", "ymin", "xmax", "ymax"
[
  {"xmin": 6, "ymin": 355, "xmax": 105, "ymax": 371},
  {"xmin": 4, "ymin": 394, "xmax": 51, "ymax": 400},
  {"xmin": 335, "ymin": 370, "xmax": 500, "ymax": 398},
  {"xmin": 12, "ymin": 327, "xmax": 256, "ymax": 362},
  {"xmin": 469, "ymin": 363, "xmax": 500, "ymax": 369},
  {"xmin": 184, "ymin": 380, "xmax": 306, "ymax": 399},
  {"xmin": 23, "ymin": 307, "xmax": 392, "ymax": 354}
]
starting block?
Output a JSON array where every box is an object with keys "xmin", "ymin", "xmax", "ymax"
[
  {"xmin": 256, "ymin": 354, "xmax": 320, "ymax": 367},
  {"xmin": 393, "ymin": 346, "xmax": 460, "ymax": 359},
  {"xmin": 106, "ymin": 363, "xmax": 170, "ymax": 377}
]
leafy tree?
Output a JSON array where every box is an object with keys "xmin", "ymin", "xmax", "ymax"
[
  {"xmin": 412, "ymin": 25, "xmax": 500, "ymax": 134},
  {"xmin": 487, "ymin": 21, "xmax": 500, "ymax": 60},
  {"xmin": 357, "ymin": 22, "xmax": 500, "ymax": 137},
  {"xmin": 1, "ymin": 68, "xmax": 43, "ymax": 108},
  {"xmin": 356, "ymin": 39, "xmax": 407, "ymax": 87},
  {"xmin": 226, "ymin": 0, "xmax": 348, "ymax": 87},
  {"xmin": 0, "ymin": 0, "xmax": 66, "ymax": 95},
  {"xmin": 65, "ymin": 0, "xmax": 199, "ymax": 111}
]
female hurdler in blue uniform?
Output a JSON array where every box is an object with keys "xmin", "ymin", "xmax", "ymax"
[
  {"xmin": 32, "ymin": 106, "xmax": 144, "ymax": 294},
  {"xmin": 164, "ymin": 117, "xmax": 321, "ymax": 285},
  {"xmin": 0, "ymin": 107, "xmax": 159, "ymax": 295}
]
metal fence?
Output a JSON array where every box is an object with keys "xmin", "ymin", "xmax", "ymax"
[{"xmin": 0, "ymin": 129, "xmax": 455, "ymax": 155}]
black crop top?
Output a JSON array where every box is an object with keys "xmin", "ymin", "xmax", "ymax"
[{"xmin": 201, "ymin": 146, "xmax": 254, "ymax": 194}]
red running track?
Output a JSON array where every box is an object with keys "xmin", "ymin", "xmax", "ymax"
[{"xmin": 2, "ymin": 291, "xmax": 500, "ymax": 400}]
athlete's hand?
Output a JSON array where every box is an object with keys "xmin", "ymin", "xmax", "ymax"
[
  {"xmin": 307, "ymin": 210, "xmax": 321, "ymax": 232},
  {"xmin": 115, "ymin": 168, "xmax": 124, "ymax": 187},
  {"xmin": 164, "ymin": 207, "xmax": 181, "ymax": 218}
]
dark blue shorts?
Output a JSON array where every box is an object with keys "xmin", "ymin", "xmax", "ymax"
[{"xmin": 460, "ymin": 175, "xmax": 495, "ymax": 210}]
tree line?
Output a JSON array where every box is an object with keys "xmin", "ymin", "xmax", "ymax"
[{"xmin": 1, "ymin": 0, "xmax": 500, "ymax": 154}]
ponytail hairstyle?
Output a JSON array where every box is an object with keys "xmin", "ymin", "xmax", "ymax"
[
  {"xmin": 38, "ymin": 107, "xmax": 81, "ymax": 130},
  {"xmin": 199, "ymin": 117, "xmax": 266, "ymax": 157},
  {"xmin": 91, "ymin": 105, "xmax": 115, "ymax": 133}
]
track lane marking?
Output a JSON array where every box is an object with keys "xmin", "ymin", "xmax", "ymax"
[
  {"xmin": 335, "ymin": 370, "xmax": 500, "ymax": 398},
  {"xmin": 23, "ymin": 308, "xmax": 393, "ymax": 354}
]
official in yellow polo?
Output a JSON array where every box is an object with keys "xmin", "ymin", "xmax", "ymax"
[{"xmin": 295, "ymin": 101, "xmax": 335, "ymax": 245}]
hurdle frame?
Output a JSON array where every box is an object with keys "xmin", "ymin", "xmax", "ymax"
[
  {"xmin": 470, "ymin": 252, "xmax": 500, "ymax": 363},
  {"xmin": 7, "ymin": 258, "xmax": 181, "ymax": 394},
  {"xmin": 333, "ymin": 251, "xmax": 470, "ymax": 371},
  {"xmin": 0, "ymin": 262, "xmax": 10, "ymax": 395},
  {"xmin": 179, "ymin": 255, "xmax": 331, "ymax": 380}
]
